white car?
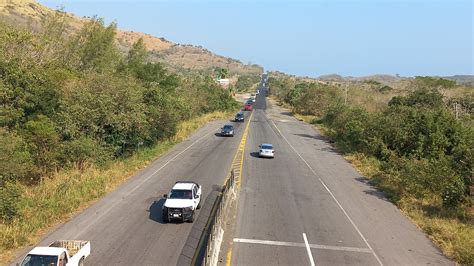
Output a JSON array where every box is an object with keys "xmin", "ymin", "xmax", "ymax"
[
  {"xmin": 162, "ymin": 181, "xmax": 202, "ymax": 223},
  {"xmin": 21, "ymin": 240, "xmax": 91, "ymax": 266},
  {"xmin": 259, "ymin": 143, "xmax": 274, "ymax": 158}
]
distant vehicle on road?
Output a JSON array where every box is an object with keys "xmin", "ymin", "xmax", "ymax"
[
  {"xmin": 249, "ymin": 97, "xmax": 256, "ymax": 103},
  {"xmin": 162, "ymin": 181, "xmax": 202, "ymax": 223},
  {"xmin": 235, "ymin": 112, "xmax": 244, "ymax": 122},
  {"xmin": 21, "ymin": 240, "xmax": 91, "ymax": 266},
  {"xmin": 244, "ymin": 103, "xmax": 253, "ymax": 111},
  {"xmin": 220, "ymin": 124, "xmax": 235, "ymax": 136},
  {"xmin": 256, "ymin": 89, "xmax": 260, "ymax": 95},
  {"xmin": 259, "ymin": 143, "xmax": 275, "ymax": 158}
]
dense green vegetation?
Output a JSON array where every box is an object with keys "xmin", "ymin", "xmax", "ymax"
[
  {"xmin": 414, "ymin": 76, "xmax": 456, "ymax": 89},
  {"xmin": 235, "ymin": 74, "xmax": 260, "ymax": 92},
  {"xmin": 0, "ymin": 15, "xmax": 238, "ymax": 224},
  {"xmin": 268, "ymin": 76, "xmax": 473, "ymax": 263}
]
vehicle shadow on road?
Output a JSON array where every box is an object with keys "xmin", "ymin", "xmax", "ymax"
[
  {"xmin": 249, "ymin": 151, "xmax": 272, "ymax": 159},
  {"xmin": 148, "ymin": 198, "xmax": 167, "ymax": 224},
  {"xmin": 249, "ymin": 152, "xmax": 260, "ymax": 158}
]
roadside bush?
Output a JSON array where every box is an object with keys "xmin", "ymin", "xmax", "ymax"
[
  {"xmin": 323, "ymin": 104, "xmax": 371, "ymax": 152},
  {"xmin": 0, "ymin": 181, "xmax": 22, "ymax": 224},
  {"xmin": 235, "ymin": 74, "xmax": 260, "ymax": 92},
  {"xmin": 414, "ymin": 76, "xmax": 456, "ymax": 89},
  {"xmin": 24, "ymin": 115, "xmax": 61, "ymax": 177},
  {"xmin": 378, "ymin": 85, "xmax": 392, "ymax": 93},
  {"xmin": 389, "ymin": 88, "xmax": 444, "ymax": 109},
  {"xmin": 0, "ymin": 128, "xmax": 35, "ymax": 182},
  {"xmin": 1, "ymin": 14, "xmax": 239, "ymax": 182},
  {"xmin": 60, "ymin": 136, "xmax": 112, "ymax": 169}
]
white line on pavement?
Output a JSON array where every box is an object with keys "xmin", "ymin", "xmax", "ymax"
[
  {"xmin": 233, "ymin": 238, "xmax": 372, "ymax": 253},
  {"xmin": 303, "ymin": 233, "xmax": 316, "ymax": 266},
  {"xmin": 270, "ymin": 120, "xmax": 384, "ymax": 266},
  {"xmin": 72, "ymin": 127, "xmax": 216, "ymax": 239}
]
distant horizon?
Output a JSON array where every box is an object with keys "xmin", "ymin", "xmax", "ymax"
[
  {"xmin": 270, "ymin": 72, "xmax": 474, "ymax": 79},
  {"xmin": 39, "ymin": 0, "xmax": 473, "ymax": 77}
]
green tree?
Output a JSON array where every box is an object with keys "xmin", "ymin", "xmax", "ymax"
[
  {"xmin": 58, "ymin": 73, "xmax": 147, "ymax": 155},
  {"xmin": 414, "ymin": 76, "xmax": 456, "ymax": 89},
  {"xmin": 126, "ymin": 38, "xmax": 147, "ymax": 71},
  {"xmin": 0, "ymin": 181, "xmax": 22, "ymax": 223},
  {"xmin": 24, "ymin": 115, "xmax": 60, "ymax": 179},
  {"xmin": 61, "ymin": 136, "xmax": 111, "ymax": 170},
  {"xmin": 215, "ymin": 67, "xmax": 228, "ymax": 79},
  {"xmin": 68, "ymin": 17, "xmax": 120, "ymax": 72},
  {"xmin": 0, "ymin": 128, "xmax": 35, "ymax": 182},
  {"xmin": 389, "ymin": 88, "xmax": 445, "ymax": 109}
]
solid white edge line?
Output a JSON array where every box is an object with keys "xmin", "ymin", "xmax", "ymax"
[
  {"xmin": 303, "ymin": 233, "xmax": 316, "ymax": 266},
  {"xmin": 270, "ymin": 120, "xmax": 384, "ymax": 266},
  {"xmin": 72, "ymin": 127, "xmax": 216, "ymax": 239}
]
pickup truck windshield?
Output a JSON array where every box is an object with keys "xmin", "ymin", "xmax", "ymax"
[
  {"xmin": 21, "ymin": 255, "xmax": 58, "ymax": 266},
  {"xmin": 169, "ymin": 189, "xmax": 192, "ymax": 199}
]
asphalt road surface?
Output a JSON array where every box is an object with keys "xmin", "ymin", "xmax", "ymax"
[
  {"xmin": 13, "ymin": 77, "xmax": 453, "ymax": 265},
  {"xmin": 13, "ymin": 111, "xmax": 251, "ymax": 265},
  {"xmin": 228, "ymin": 83, "xmax": 452, "ymax": 265}
]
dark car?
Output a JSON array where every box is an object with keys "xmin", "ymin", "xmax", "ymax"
[
  {"xmin": 235, "ymin": 112, "xmax": 244, "ymax": 122},
  {"xmin": 221, "ymin": 124, "xmax": 234, "ymax": 137}
]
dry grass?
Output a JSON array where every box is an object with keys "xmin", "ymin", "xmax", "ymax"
[
  {"xmin": 0, "ymin": 111, "xmax": 233, "ymax": 264},
  {"xmin": 0, "ymin": 0, "xmax": 262, "ymax": 76},
  {"xmin": 293, "ymin": 113, "xmax": 316, "ymax": 123},
  {"xmin": 342, "ymin": 152, "xmax": 473, "ymax": 265},
  {"xmin": 399, "ymin": 198, "xmax": 474, "ymax": 265}
]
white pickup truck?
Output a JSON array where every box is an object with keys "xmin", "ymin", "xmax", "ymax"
[
  {"xmin": 162, "ymin": 181, "xmax": 202, "ymax": 223},
  {"xmin": 20, "ymin": 240, "xmax": 90, "ymax": 266}
]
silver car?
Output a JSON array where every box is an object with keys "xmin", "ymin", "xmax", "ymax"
[{"xmin": 259, "ymin": 143, "xmax": 274, "ymax": 158}]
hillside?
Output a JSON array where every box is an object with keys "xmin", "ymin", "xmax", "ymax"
[
  {"xmin": 0, "ymin": 0, "xmax": 262, "ymax": 76},
  {"xmin": 442, "ymin": 75, "xmax": 474, "ymax": 86}
]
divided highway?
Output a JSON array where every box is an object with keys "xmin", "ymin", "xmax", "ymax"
[
  {"xmin": 13, "ymin": 77, "xmax": 453, "ymax": 266},
  {"xmin": 227, "ymin": 84, "xmax": 453, "ymax": 265}
]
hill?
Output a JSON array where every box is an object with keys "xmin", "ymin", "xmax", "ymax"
[
  {"xmin": 442, "ymin": 75, "xmax": 474, "ymax": 86},
  {"xmin": 0, "ymin": 0, "xmax": 262, "ymax": 76}
]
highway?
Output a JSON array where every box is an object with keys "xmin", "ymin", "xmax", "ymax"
[
  {"xmin": 13, "ymin": 77, "xmax": 453, "ymax": 266},
  {"xmin": 13, "ymin": 110, "xmax": 250, "ymax": 265},
  {"xmin": 227, "ymin": 82, "xmax": 453, "ymax": 265}
]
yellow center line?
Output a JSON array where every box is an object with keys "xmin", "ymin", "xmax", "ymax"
[{"xmin": 224, "ymin": 110, "xmax": 253, "ymax": 266}]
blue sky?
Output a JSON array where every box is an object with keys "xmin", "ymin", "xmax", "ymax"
[{"xmin": 39, "ymin": 0, "xmax": 473, "ymax": 77}]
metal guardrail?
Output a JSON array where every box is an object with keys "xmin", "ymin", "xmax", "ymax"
[{"xmin": 192, "ymin": 170, "xmax": 237, "ymax": 266}]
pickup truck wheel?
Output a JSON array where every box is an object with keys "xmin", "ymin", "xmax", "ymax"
[
  {"xmin": 197, "ymin": 200, "xmax": 201, "ymax": 209},
  {"xmin": 79, "ymin": 257, "xmax": 85, "ymax": 266},
  {"xmin": 162, "ymin": 210, "xmax": 169, "ymax": 223},
  {"xmin": 188, "ymin": 211, "xmax": 195, "ymax": 223}
]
